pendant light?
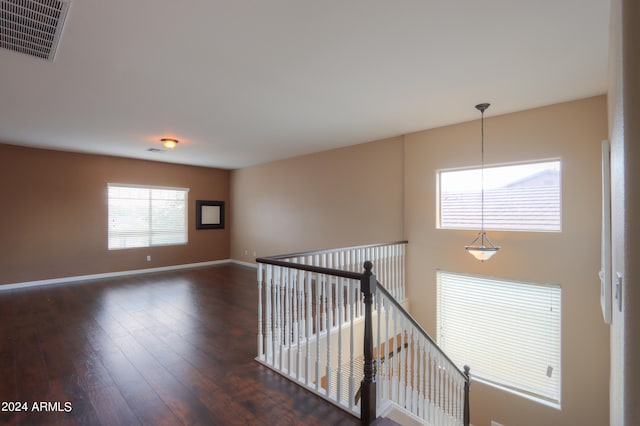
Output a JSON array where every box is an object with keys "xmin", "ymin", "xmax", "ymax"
[{"xmin": 465, "ymin": 103, "xmax": 500, "ymax": 261}]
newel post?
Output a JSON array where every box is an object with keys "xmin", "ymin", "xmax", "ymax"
[
  {"xmin": 360, "ymin": 261, "xmax": 377, "ymax": 425},
  {"xmin": 463, "ymin": 365, "xmax": 471, "ymax": 426}
]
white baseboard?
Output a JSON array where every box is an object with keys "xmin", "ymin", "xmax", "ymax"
[
  {"xmin": 0, "ymin": 259, "xmax": 242, "ymax": 292},
  {"xmin": 229, "ymin": 259, "xmax": 258, "ymax": 268}
]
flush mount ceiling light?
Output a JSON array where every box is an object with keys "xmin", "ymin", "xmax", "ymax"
[
  {"xmin": 465, "ymin": 103, "xmax": 500, "ymax": 262},
  {"xmin": 161, "ymin": 138, "xmax": 179, "ymax": 149}
]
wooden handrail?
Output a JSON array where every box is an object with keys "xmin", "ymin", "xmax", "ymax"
[
  {"xmin": 261, "ymin": 240, "xmax": 408, "ymax": 260},
  {"xmin": 255, "ymin": 256, "xmax": 364, "ymax": 281}
]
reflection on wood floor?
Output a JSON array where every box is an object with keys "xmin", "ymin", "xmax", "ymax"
[{"xmin": 0, "ymin": 264, "xmax": 360, "ymax": 425}]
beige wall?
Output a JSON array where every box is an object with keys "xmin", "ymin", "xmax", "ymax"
[
  {"xmin": 404, "ymin": 96, "xmax": 609, "ymax": 426},
  {"xmin": 0, "ymin": 144, "xmax": 230, "ymax": 285},
  {"xmin": 231, "ymin": 96, "xmax": 610, "ymax": 425},
  {"xmin": 229, "ymin": 137, "xmax": 404, "ymax": 261},
  {"xmin": 609, "ymin": 0, "xmax": 640, "ymax": 424},
  {"xmin": 1, "ymin": 94, "xmax": 616, "ymax": 424}
]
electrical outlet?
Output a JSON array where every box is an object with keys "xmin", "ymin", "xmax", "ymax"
[
  {"xmin": 147, "ymin": 255, "xmax": 151, "ymax": 262},
  {"xmin": 244, "ymin": 250, "xmax": 248, "ymax": 256},
  {"xmin": 253, "ymin": 251, "xmax": 256, "ymax": 257}
]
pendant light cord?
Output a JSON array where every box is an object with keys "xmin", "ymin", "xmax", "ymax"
[{"xmin": 480, "ymin": 109, "xmax": 485, "ymax": 241}]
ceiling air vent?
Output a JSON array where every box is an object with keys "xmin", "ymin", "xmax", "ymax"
[{"xmin": 0, "ymin": 0, "xmax": 70, "ymax": 61}]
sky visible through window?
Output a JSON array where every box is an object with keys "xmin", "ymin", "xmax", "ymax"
[{"xmin": 440, "ymin": 160, "xmax": 560, "ymax": 192}]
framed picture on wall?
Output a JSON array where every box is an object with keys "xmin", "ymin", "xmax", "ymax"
[{"xmin": 196, "ymin": 200, "xmax": 225, "ymax": 229}]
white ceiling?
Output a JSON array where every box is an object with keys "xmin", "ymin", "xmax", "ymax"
[{"xmin": 0, "ymin": 0, "xmax": 610, "ymax": 169}]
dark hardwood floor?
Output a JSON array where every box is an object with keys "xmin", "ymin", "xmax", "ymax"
[{"xmin": 0, "ymin": 264, "xmax": 361, "ymax": 425}]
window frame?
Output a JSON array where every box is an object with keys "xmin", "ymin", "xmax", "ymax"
[
  {"xmin": 436, "ymin": 159, "xmax": 562, "ymax": 232},
  {"xmin": 107, "ymin": 183, "xmax": 189, "ymax": 250}
]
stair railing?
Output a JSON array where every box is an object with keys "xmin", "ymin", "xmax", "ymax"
[
  {"xmin": 263, "ymin": 241, "xmax": 407, "ymax": 301},
  {"xmin": 374, "ymin": 277, "xmax": 470, "ymax": 426},
  {"xmin": 255, "ymin": 241, "xmax": 470, "ymax": 425},
  {"xmin": 256, "ymin": 255, "xmax": 372, "ymax": 419}
]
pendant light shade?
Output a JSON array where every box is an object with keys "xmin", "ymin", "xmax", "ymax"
[
  {"xmin": 465, "ymin": 231, "xmax": 500, "ymax": 261},
  {"xmin": 465, "ymin": 103, "xmax": 500, "ymax": 261}
]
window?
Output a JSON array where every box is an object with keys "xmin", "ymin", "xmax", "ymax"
[
  {"xmin": 108, "ymin": 184, "xmax": 188, "ymax": 250},
  {"xmin": 437, "ymin": 160, "xmax": 561, "ymax": 231},
  {"xmin": 437, "ymin": 271, "xmax": 562, "ymax": 407}
]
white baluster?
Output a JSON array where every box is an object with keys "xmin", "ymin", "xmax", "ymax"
[
  {"xmin": 391, "ymin": 305, "xmax": 399, "ymax": 403},
  {"xmin": 387, "ymin": 245, "xmax": 393, "ymax": 298},
  {"xmin": 327, "ymin": 254, "xmax": 334, "ymax": 331},
  {"xmin": 257, "ymin": 264, "xmax": 264, "ymax": 359},
  {"xmin": 325, "ymin": 273, "xmax": 332, "ymax": 398},
  {"xmin": 288, "ymin": 267, "xmax": 295, "ymax": 376},
  {"xmin": 400, "ymin": 244, "xmax": 406, "ymax": 300},
  {"xmin": 391, "ymin": 244, "xmax": 396, "ymax": 294},
  {"xmin": 265, "ymin": 265, "xmax": 273, "ymax": 365},
  {"xmin": 400, "ymin": 315, "xmax": 407, "ymax": 409},
  {"xmin": 380, "ymin": 245, "xmax": 386, "ymax": 290},
  {"xmin": 460, "ymin": 374, "xmax": 465, "ymax": 425},
  {"xmin": 438, "ymin": 353, "xmax": 444, "ymax": 424},
  {"xmin": 419, "ymin": 336, "xmax": 426, "ymax": 420},
  {"xmin": 391, "ymin": 244, "xmax": 398, "ymax": 298},
  {"xmin": 434, "ymin": 351, "xmax": 440, "ymax": 422},
  {"xmin": 406, "ymin": 325, "xmax": 413, "ymax": 413},
  {"xmin": 280, "ymin": 266, "xmax": 286, "ymax": 371},
  {"xmin": 339, "ymin": 252, "xmax": 346, "ymax": 322},
  {"xmin": 381, "ymin": 245, "xmax": 387, "ymax": 289},
  {"xmin": 451, "ymin": 370, "xmax": 456, "ymax": 422},
  {"xmin": 273, "ymin": 266, "xmax": 280, "ymax": 369},
  {"xmin": 383, "ymin": 295, "xmax": 390, "ymax": 403},
  {"xmin": 376, "ymin": 245, "xmax": 380, "ymax": 266},
  {"xmin": 321, "ymin": 255, "xmax": 328, "ymax": 332},
  {"xmin": 451, "ymin": 368, "xmax": 456, "ymax": 422},
  {"xmin": 291, "ymin": 262, "xmax": 298, "ymax": 348},
  {"xmin": 297, "ymin": 268, "xmax": 304, "ymax": 381},
  {"xmin": 429, "ymin": 346, "xmax": 436, "ymax": 425},
  {"xmin": 443, "ymin": 363, "xmax": 449, "ymax": 419},
  {"xmin": 305, "ymin": 269, "xmax": 312, "ymax": 385},
  {"xmin": 451, "ymin": 370, "xmax": 457, "ymax": 424},
  {"xmin": 458, "ymin": 371, "xmax": 464, "ymax": 424},
  {"xmin": 315, "ymin": 272, "xmax": 322, "ymax": 391},
  {"xmin": 411, "ymin": 326, "xmax": 420, "ymax": 415},
  {"xmin": 348, "ymin": 277, "xmax": 355, "ymax": 411}
]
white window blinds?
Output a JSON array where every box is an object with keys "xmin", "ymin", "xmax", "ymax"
[
  {"xmin": 437, "ymin": 271, "xmax": 562, "ymax": 406},
  {"xmin": 108, "ymin": 184, "xmax": 188, "ymax": 250},
  {"xmin": 438, "ymin": 160, "xmax": 561, "ymax": 231}
]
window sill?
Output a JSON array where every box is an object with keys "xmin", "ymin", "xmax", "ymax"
[{"xmin": 472, "ymin": 375, "xmax": 561, "ymax": 410}]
